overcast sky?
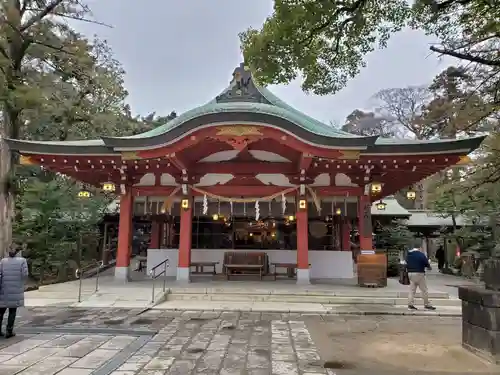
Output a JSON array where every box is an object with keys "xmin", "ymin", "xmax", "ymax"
[{"xmin": 77, "ymin": 0, "xmax": 452, "ymax": 125}]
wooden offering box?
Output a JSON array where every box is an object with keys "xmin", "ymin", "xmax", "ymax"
[{"xmin": 357, "ymin": 253, "xmax": 387, "ymax": 287}]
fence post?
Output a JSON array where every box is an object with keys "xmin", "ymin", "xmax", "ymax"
[
  {"xmin": 75, "ymin": 268, "xmax": 82, "ymax": 303},
  {"xmin": 150, "ymin": 269, "xmax": 155, "ymax": 303}
]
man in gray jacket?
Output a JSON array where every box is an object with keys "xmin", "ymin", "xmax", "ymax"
[{"xmin": 0, "ymin": 245, "xmax": 29, "ymax": 338}]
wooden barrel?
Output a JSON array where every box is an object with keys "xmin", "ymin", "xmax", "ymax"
[{"xmin": 357, "ymin": 253, "xmax": 387, "ymax": 287}]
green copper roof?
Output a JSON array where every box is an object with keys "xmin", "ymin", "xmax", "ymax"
[
  {"xmin": 125, "ymin": 101, "xmax": 358, "ymax": 140},
  {"xmin": 4, "ymin": 63, "xmax": 486, "ymax": 156}
]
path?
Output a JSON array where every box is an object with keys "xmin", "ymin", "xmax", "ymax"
[
  {"xmin": 4, "ymin": 308, "xmax": 329, "ymax": 375},
  {"xmin": 0, "ymin": 307, "xmax": 497, "ymax": 374}
]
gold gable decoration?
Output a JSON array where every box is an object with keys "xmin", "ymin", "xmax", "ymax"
[
  {"xmin": 121, "ymin": 151, "xmax": 141, "ymax": 160},
  {"xmin": 216, "ymin": 126, "xmax": 262, "ymax": 137},
  {"xmin": 19, "ymin": 155, "xmax": 35, "ymax": 165},
  {"xmin": 457, "ymin": 155, "xmax": 472, "ymax": 165},
  {"xmin": 338, "ymin": 150, "xmax": 360, "ymax": 160}
]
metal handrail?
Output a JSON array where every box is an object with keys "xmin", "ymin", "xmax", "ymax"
[
  {"xmin": 150, "ymin": 258, "xmax": 169, "ymax": 303},
  {"xmin": 75, "ymin": 260, "xmax": 104, "ymax": 303}
]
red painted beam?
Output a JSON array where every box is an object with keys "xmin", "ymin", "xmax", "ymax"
[
  {"xmin": 167, "ymin": 152, "xmax": 189, "ymax": 172},
  {"xmin": 314, "ymin": 186, "xmax": 362, "ymax": 196},
  {"xmin": 131, "ymin": 186, "xmax": 177, "ymax": 196},
  {"xmin": 177, "ymin": 140, "xmax": 234, "ymax": 164},
  {"xmin": 247, "ymin": 139, "xmax": 301, "ymax": 161},
  {"xmin": 191, "ymin": 162, "xmax": 297, "ymax": 174},
  {"xmin": 131, "ymin": 126, "xmax": 349, "ymax": 160},
  {"xmin": 132, "ymin": 185, "xmax": 362, "ymax": 197}
]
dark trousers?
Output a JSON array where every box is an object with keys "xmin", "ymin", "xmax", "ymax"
[
  {"xmin": 0, "ymin": 307, "xmax": 17, "ymax": 333},
  {"xmin": 438, "ymin": 259, "xmax": 445, "ymax": 270}
]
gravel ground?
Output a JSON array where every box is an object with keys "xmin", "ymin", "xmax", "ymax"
[{"xmin": 305, "ymin": 315, "xmax": 500, "ymax": 375}]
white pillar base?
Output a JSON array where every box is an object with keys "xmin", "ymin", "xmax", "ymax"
[
  {"xmin": 176, "ymin": 267, "xmax": 190, "ymax": 282},
  {"xmin": 296, "ymin": 268, "xmax": 310, "ymax": 285},
  {"xmin": 114, "ymin": 266, "xmax": 131, "ymax": 282}
]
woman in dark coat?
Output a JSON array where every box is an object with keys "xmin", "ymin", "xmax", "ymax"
[{"xmin": 0, "ymin": 247, "xmax": 29, "ymax": 338}]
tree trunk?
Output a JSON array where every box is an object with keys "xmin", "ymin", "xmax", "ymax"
[
  {"xmin": 0, "ymin": 2, "xmax": 24, "ymax": 256},
  {"xmin": 0, "ymin": 121, "xmax": 14, "ymax": 256}
]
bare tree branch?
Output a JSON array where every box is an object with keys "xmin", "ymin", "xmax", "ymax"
[
  {"xmin": 430, "ymin": 45, "xmax": 500, "ymax": 67},
  {"xmin": 299, "ymin": 0, "xmax": 368, "ymax": 47},
  {"xmin": 21, "ymin": 0, "xmax": 65, "ymax": 31}
]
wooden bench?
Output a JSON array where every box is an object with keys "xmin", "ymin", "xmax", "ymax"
[
  {"xmin": 271, "ymin": 262, "xmax": 311, "ymax": 280},
  {"xmin": 190, "ymin": 261, "xmax": 219, "ymax": 275},
  {"xmin": 226, "ymin": 264, "xmax": 264, "ymax": 280},
  {"xmin": 223, "ymin": 252, "xmax": 268, "ymax": 280}
]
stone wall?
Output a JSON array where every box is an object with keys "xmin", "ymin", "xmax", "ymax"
[{"xmin": 459, "ymin": 286, "xmax": 500, "ymax": 364}]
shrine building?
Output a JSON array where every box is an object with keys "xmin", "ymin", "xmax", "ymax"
[{"xmin": 6, "ymin": 63, "xmax": 485, "ymax": 285}]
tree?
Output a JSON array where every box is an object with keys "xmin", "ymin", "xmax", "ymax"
[
  {"xmin": 372, "ymin": 86, "xmax": 429, "ymax": 139},
  {"xmin": 240, "ymin": 1, "xmax": 499, "ymax": 102},
  {"xmin": 424, "ymin": 65, "xmax": 493, "ymax": 218},
  {"xmin": 240, "ymin": 0, "xmax": 411, "ymax": 95},
  {"xmin": 0, "ymin": 1, "xmax": 133, "ymax": 255},
  {"xmin": 13, "ymin": 172, "xmax": 109, "ymax": 283},
  {"xmin": 375, "ymin": 219, "xmax": 416, "ymax": 276},
  {"xmin": 128, "ymin": 111, "xmax": 177, "ymax": 135},
  {"xmin": 341, "ymin": 109, "xmax": 398, "ymax": 137},
  {"xmin": 416, "ymin": 66, "xmax": 492, "ymax": 139},
  {"xmin": 376, "ymin": 219, "xmax": 416, "ymax": 250}
]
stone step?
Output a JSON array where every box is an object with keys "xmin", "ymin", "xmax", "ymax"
[
  {"xmin": 26, "ymin": 290, "xmax": 96, "ymax": 298},
  {"xmin": 167, "ymin": 287, "xmax": 450, "ymax": 299},
  {"xmin": 153, "ymin": 300, "xmax": 462, "ymax": 316},
  {"xmin": 165, "ymin": 293, "xmax": 461, "ymax": 306}
]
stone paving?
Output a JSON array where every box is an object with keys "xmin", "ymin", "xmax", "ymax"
[
  {"xmin": 0, "ymin": 307, "xmax": 497, "ymax": 375},
  {"xmin": 0, "ymin": 308, "xmax": 332, "ymax": 375}
]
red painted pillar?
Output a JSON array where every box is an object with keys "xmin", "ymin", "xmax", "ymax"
[
  {"xmin": 115, "ymin": 190, "xmax": 133, "ymax": 281},
  {"xmin": 357, "ymin": 193, "xmax": 386, "ymax": 287},
  {"xmin": 177, "ymin": 197, "xmax": 193, "ymax": 281},
  {"xmin": 342, "ymin": 219, "xmax": 351, "ymax": 251},
  {"xmin": 296, "ymin": 196, "xmax": 310, "ymax": 284},
  {"xmin": 149, "ymin": 221, "xmax": 160, "ymax": 249},
  {"xmin": 358, "ymin": 195, "xmax": 373, "ymax": 251}
]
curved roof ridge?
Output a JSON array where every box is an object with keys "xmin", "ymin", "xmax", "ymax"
[
  {"xmin": 104, "ymin": 101, "xmax": 378, "ymax": 142},
  {"xmin": 256, "ymin": 85, "xmax": 360, "ymax": 138}
]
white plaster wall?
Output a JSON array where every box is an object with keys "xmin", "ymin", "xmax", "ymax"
[
  {"xmin": 148, "ymin": 249, "xmax": 179, "ymax": 277},
  {"xmin": 147, "ymin": 249, "xmax": 354, "ymax": 279}
]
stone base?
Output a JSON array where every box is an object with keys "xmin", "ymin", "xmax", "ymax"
[
  {"xmin": 114, "ymin": 266, "xmax": 131, "ymax": 282},
  {"xmin": 176, "ymin": 266, "xmax": 190, "ymax": 282},
  {"xmin": 459, "ymin": 286, "xmax": 500, "ymax": 364},
  {"xmin": 296, "ymin": 268, "xmax": 310, "ymax": 285}
]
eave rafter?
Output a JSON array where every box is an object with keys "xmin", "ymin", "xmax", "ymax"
[
  {"xmin": 166, "ymin": 152, "xmax": 189, "ymax": 173},
  {"xmin": 21, "ymin": 151, "xmax": 464, "ymax": 180},
  {"xmin": 297, "ymin": 153, "xmax": 314, "ymax": 174},
  {"xmin": 17, "ymin": 139, "xmax": 470, "ymax": 199}
]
